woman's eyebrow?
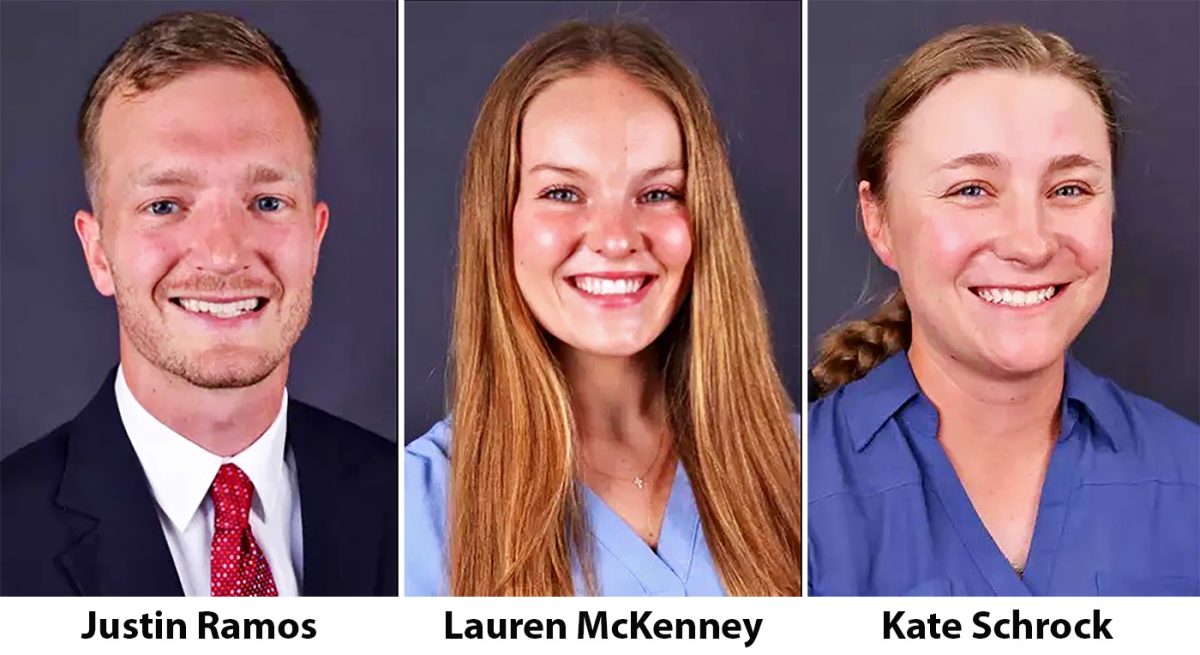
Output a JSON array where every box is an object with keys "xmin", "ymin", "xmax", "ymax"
[
  {"xmin": 936, "ymin": 151, "xmax": 1006, "ymax": 171},
  {"xmin": 638, "ymin": 163, "xmax": 685, "ymax": 179},
  {"xmin": 524, "ymin": 163, "xmax": 684, "ymax": 181},
  {"xmin": 1044, "ymin": 153, "xmax": 1103, "ymax": 174},
  {"xmin": 526, "ymin": 163, "xmax": 586, "ymax": 177}
]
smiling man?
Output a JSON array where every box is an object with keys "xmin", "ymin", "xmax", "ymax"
[{"xmin": 0, "ymin": 11, "xmax": 397, "ymax": 597}]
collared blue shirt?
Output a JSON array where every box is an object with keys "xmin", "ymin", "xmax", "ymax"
[
  {"xmin": 405, "ymin": 420, "xmax": 725, "ymax": 595},
  {"xmin": 808, "ymin": 352, "xmax": 1199, "ymax": 596}
]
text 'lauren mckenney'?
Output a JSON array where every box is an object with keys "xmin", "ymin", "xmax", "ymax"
[{"xmin": 445, "ymin": 610, "xmax": 763, "ymax": 647}]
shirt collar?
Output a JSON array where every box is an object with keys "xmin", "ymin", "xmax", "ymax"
[
  {"xmin": 115, "ymin": 366, "xmax": 290, "ymax": 531},
  {"xmin": 842, "ymin": 352, "xmax": 922, "ymax": 452},
  {"xmin": 1063, "ymin": 355, "xmax": 1127, "ymax": 452},
  {"xmin": 842, "ymin": 351, "xmax": 1127, "ymax": 452}
]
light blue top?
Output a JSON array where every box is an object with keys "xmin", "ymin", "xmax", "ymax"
[
  {"xmin": 405, "ymin": 420, "xmax": 726, "ymax": 596},
  {"xmin": 808, "ymin": 351, "xmax": 1200, "ymax": 596}
]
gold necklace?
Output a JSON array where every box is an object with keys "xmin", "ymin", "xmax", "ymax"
[{"xmin": 581, "ymin": 429, "xmax": 671, "ymax": 490}]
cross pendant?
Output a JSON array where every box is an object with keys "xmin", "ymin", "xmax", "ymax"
[{"xmin": 633, "ymin": 477, "xmax": 645, "ymax": 490}]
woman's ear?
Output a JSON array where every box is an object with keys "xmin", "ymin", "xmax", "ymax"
[{"xmin": 859, "ymin": 181, "xmax": 897, "ymax": 271}]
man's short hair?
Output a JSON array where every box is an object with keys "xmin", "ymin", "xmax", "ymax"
[{"xmin": 78, "ymin": 11, "xmax": 321, "ymax": 197}]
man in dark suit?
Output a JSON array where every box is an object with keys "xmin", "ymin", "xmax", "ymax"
[{"xmin": 0, "ymin": 11, "xmax": 397, "ymax": 596}]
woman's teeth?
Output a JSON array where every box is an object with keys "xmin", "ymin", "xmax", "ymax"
[
  {"xmin": 573, "ymin": 276, "xmax": 646, "ymax": 296},
  {"xmin": 974, "ymin": 285, "xmax": 1058, "ymax": 307},
  {"xmin": 178, "ymin": 298, "xmax": 261, "ymax": 318}
]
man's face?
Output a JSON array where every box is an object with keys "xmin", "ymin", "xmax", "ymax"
[{"xmin": 77, "ymin": 66, "xmax": 328, "ymax": 389}]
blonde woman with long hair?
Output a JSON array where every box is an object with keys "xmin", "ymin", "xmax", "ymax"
[
  {"xmin": 406, "ymin": 20, "xmax": 801, "ymax": 596},
  {"xmin": 808, "ymin": 24, "xmax": 1198, "ymax": 596}
]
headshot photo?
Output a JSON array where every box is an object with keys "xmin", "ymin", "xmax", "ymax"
[
  {"xmin": 0, "ymin": 3, "xmax": 398, "ymax": 596},
  {"xmin": 806, "ymin": 1, "xmax": 1198, "ymax": 596},
  {"xmin": 405, "ymin": 1, "xmax": 802, "ymax": 596}
]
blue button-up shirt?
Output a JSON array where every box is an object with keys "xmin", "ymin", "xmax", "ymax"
[
  {"xmin": 405, "ymin": 421, "xmax": 726, "ymax": 595},
  {"xmin": 809, "ymin": 352, "xmax": 1199, "ymax": 596}
]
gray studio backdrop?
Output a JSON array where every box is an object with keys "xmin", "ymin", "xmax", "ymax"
[
  {"xmin": 808, "ymin": 0, "xmax": 1200, "ymax": 421},
  {"xmin": 0, "ymin": 0, "xmax": 399, "ymax": 456},
  {"xmin": 405, "ymin": 0, "xmax": 803, "ymax": 443}
]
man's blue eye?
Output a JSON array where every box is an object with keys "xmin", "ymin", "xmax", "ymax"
[
  {"xmin": 148, "ymin": 200, "xmax": 179, "ymax": 215},
  {"xmin": 955, "ymin": 185, "xmax": 986, "ymax": 198},
  {"xmin": 256, "ymin": 196, "xmax": 284, "ymax": 212},
  {"xmin": 1055, "ymin": 185, "xmax": 1084, "ymax": 197}
]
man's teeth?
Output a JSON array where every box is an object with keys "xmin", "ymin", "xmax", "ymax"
[
  {"xmin": 178, "ymin": 298, "xmax": 259, "ymax": 318},
  {"xmin": 574, "ymin": 276, "xmax": 646, "ymax": 296},
  {"xmin": 975, "ymin": 286, "xmax": 1058, "ymax": 307}
]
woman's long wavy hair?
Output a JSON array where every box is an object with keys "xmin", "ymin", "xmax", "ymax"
[
  {"xmin": 812, "ymin": 24, "xmax": 1121, "ymax": 395},
  {"xmin": 448, "ymin": 20, "xmax": 801, "ymax": 596}
]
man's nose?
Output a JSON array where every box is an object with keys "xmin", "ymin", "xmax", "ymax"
[{"xmin": 187, "ymin": 200, "xmax": 252, "ymax": 273}]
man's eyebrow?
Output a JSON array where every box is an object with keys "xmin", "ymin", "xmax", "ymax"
[
  {"xmin": 244, "ymin": 164, "xmax": 302, "ymax": 185},
  {"xmin": 133, "ymin": 167, "xmax": 202, "ymax": 187},
  {"xmin": 130, "ymin": 165, "xmax": 303, "ymax": 188},
  {"xmin": 936, "ymin": 152, "xmax": 1006, "ymax": 171},
  {"xmin": 1045, "ymin": 153, "xmax": 1104, "ymax": 174}
]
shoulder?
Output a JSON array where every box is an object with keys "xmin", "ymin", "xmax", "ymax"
[
  {"xmin": 1, "ymin": 421, "xmax": 75, "ymax": 590},
  {"xmin": 405, "ymin": 419, "xmax": 452, "ymax": 489},
  {"xmin": 0, "ymin": 421, "xmax": 72, "ymax": 502},
  {"xmin": 404, "ymin": 420, "xmax": 452, "ymax": 596},
  {"xmin": 1073, "ymin": 366, "xmax": 1199, "ymax": 486},
  {"xmin": 806, "ymin": 364, "xmax": 927, "ymax": 506},
  {"xmin": 289, "ymin": 399, "xmax": 397, "ymax": 462},
  {"xmin": 406, "ymin": 418, "xmax": 452, "ymax": 457},
  {"xmin": 806, "ymin": 382, "xmax": 874, "ymax": 502}
]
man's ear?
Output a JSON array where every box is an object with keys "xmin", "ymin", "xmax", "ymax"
[
  {"xmin": 859, "ymin": 180, "xmax": 896, "ymax": 271},
  {"xmin": 310, "ymin": 201, "xmax": 329, "ymax": 276},
  {"xmin": 75, "ymin": 209, "xmax": 115, "ymax": 296}
]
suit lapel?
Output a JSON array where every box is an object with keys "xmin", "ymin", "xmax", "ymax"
[
  {"xmin": 289, "ymin": 404, "xmax": 383, "ymax": 595},
  {"xmin": 55, "ymin": 371, "xmax": 184, "ymax": 596}
]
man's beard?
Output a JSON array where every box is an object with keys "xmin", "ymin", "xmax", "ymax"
[{"xmin": 113, "ymin": 283, "xmax": 312, "ymax": 389}]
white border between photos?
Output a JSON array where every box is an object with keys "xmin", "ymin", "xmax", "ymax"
[
  {"xmin": 396, "ymin": 0, "xmax": 408, "ymax": 602},
  {"xmin": 800, "ymin": 0, "xmax": 812, "ymax": 597},
  {"xmin": 2, "ymin": 2, "xmax": 1198, "ymax": 653}
]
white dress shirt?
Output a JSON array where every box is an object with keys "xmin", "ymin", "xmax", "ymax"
[{"xmin": 115, "ymin": 367, "xmax": 304, "ymax": 596}]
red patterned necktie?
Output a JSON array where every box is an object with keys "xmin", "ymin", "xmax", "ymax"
[{"xmin": 209, "ymin": 463, "xmax": 278, "ymax": 596}]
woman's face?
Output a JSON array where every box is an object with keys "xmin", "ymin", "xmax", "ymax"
[
  {"xmin": 512, "ymin": 66, "xmax": 692, "ymax": 358},
  {"xmin": 864, "ymin": 70, "xmax": 1113, "ymax": 377}
]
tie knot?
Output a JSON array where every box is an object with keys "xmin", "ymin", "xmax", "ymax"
[{"xmin": 210, "ymin": 463, "xmax": 254, "ymax": 531}]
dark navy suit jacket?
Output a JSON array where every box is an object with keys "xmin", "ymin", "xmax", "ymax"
[{"xmin": 0, "ymin": 371, "xmax": 398, "ymax": 596}]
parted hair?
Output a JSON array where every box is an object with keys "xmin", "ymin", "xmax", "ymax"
[
  {"xmin": 78, "ymin": 11, "xmax": 320, "ymax": 198},
  {"xmin": 812, "ymin": 24, "xmax": 1121, "ymax": 395},
  {"xmin": 450, "ymin": 20, "xmax": 801, "ymax": 596}
]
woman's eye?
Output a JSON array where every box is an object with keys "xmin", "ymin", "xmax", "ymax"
[
  {"xmin": 543, "ymin": 187, "xmax": 579, "ymax": 203},
  {"xmin": 1053, "ymin": 184, "xmax": 1087, "ymax": 198},
  {"xmin": 641, "ymin": 189, "xmax": 679, "ymax": 204},
  {"xmin": 147, "ymin": 200, "xmax": 180, "ymax": 215},
  {"xmin": 255, "ymin": 196, "xmax": 284, "ymax": 212}
]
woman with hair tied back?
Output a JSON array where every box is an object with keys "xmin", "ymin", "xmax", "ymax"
[
  {"xmin": 406, "ymin": 20, "xmax": 801, "ymax": 596},
  {"xmin": 808, "ymin": 24, "xmax": 1198, "ymax": 596}
]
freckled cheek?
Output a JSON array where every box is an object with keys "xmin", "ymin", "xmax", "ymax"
[
  {"xmin": 646, "ymin": 212, "xmax": 692, "ymax": 270},
  {"xmin": 898, "ymin": 212, "xmax": 980, "ymax": 284},
  {"xmin": 1056, "ymin": 210, "xmax": 1113, "ymax": 275},
  {"xmin": 512, "ymin": 208, "xmax": 577, "ymax": 273}
]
